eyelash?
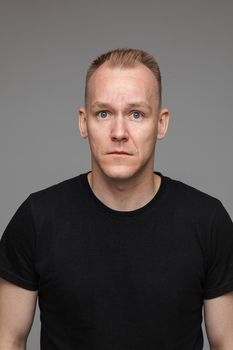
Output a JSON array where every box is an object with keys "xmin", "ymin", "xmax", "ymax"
[{"xmin": 95, "ymin": 111, "xmax": 144, "ymax": 120}]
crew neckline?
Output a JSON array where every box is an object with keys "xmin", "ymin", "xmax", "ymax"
[{"xmin": 80, "ymin": 170, "xmax": 168, "ymax": 218}]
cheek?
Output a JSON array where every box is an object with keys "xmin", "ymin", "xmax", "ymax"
[
  {"xmin": 131, "ymin": 125, "xmax": 157, "ymax": 150},
  {"xmin": 87, "ymin": 124, "xmax": 106, "ymax": 154}
]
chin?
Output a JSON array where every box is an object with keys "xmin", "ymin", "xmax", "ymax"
[{"xmin": 100, "ymin": 164, "xmax": 139, "ymax": 180}]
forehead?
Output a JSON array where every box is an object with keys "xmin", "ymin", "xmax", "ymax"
[{"xmin": 87, "ymin": 62, "xmax": 158, "ymax": 105}]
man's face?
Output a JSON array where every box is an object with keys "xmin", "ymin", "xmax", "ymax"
[{"xmin": 78, "ymin": 62, "xmax": 169, "ymax": 181}]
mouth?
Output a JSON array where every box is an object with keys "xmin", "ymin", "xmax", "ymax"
[{"xmin": 108, "ymin": 152, "xmax": 131, "ymax": 155}]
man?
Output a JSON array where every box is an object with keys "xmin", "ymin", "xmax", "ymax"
[{"xmin": 0, "ymin": 48, "xmax": 233, "ymax": 349}]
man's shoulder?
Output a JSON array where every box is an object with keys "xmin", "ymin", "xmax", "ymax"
[
  {"xmin": 28, "ymin": 173, "xmax": 84, "ymax": 208},
  {"xmin": 32, "ymin": 173, "xmax": 82, "ymax": 194},
  {"xmin": 164, "ymin": 173, "xmax": 221, "ymax": 211}
]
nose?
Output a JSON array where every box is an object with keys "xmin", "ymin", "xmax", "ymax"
[{"xmin": 110, "ymin": 115, "xmax": 129, "ymax": 142}]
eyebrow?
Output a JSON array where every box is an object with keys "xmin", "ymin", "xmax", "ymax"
[{"xmin": 90, "ymin": 101, "xmax": 152, "ymax": 112}]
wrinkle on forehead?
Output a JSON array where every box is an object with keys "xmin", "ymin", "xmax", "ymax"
[{"xmin": 86, "ymin": 63, "xmax": 159, "ymax": 110}]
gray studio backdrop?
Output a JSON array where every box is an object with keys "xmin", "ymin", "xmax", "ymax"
[{"xmin": 1, "ymin": 0, "xmax": 232, "ymax": 349}]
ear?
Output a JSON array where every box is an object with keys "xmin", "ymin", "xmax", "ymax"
[
  {"xmin": 157, "ymin": 108, "xmax": 170, "ymax": 140},
  {"xmin": 78, "ymin": 107, "xmax": 88, "ymax": 139}
]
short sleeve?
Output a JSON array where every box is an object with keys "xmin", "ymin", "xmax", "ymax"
[
  {"xmin": 0, "ymin": 195, "xmax": 39, "ymax": 291},
  {"xmin": 203, "ymin": 200, "xmax": 233, "ymax": 299}
]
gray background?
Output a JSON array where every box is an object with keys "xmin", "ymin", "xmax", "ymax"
[{"xmin": 1, "ymin": 0, "xmax": 232, "ymax": 348}]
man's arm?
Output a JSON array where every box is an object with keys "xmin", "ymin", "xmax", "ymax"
[
  {"xmin": 204, "ymin": 290, "xmax": 233, "ymax": 350},
  {"xmin": 0, "ymin": 277, "xmax": 38, "ymax": 349}
]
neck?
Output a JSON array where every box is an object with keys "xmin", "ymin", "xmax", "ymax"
[{"xmin": 87, "ymin": 170, "xmax": 161, "ymax": 212}]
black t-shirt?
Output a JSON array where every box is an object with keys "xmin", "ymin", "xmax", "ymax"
[{"xmin": 1, "ymin": 170, "xmax": 233, "ymax": 350}]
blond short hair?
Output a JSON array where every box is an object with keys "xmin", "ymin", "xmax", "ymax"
[{"xmin": 84, "ymin": 48, "xmax": 162, "ymax": 109}]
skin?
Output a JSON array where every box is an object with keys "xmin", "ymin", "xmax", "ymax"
[{"xmin": 78, "ymin": 61, "xmax": 170, "ymax": 211}]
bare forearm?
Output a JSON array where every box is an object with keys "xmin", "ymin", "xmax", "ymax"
[
  {"xmin": 210, "ymin": 344, "xmax": 233, "ymax": 350},
  {"xmin": 0, "ymin": 339, "xmax": 26, "ymax": 350},
  {"xmin": 0, "ymin": 347, "xmax": 25, "ymax": 350}
]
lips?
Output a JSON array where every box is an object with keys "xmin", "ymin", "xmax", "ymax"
[{"xmin": 108, "ymin": 151, "xmax": 131, "ymax": 155}]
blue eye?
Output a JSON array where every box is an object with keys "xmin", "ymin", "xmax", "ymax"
[
  {"xmin": 132, "ymin": 111, "xmax": 142, "ymax": 119},
  {"xmin": 97, "ymin": 111, "xmax": 108, "ymax": 118}
]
